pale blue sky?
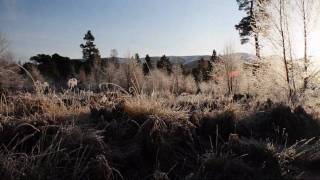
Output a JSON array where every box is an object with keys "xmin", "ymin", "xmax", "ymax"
[{"xmin": 0, "ymin": 0, "xmax": 253, "ymax": 60}]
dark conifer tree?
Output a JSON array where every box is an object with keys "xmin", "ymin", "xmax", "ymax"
[
  {"xmin": 135, "ymin": 53, "xmax": 141, "ymax": 64},
  {"xmin": 192, "ymin": 58, "xmax": 213, "ymax": 82},
  {"xmin": 80, "ymin": 30, "xmax": 102, "ymax": 84},
  {"xmin": 235, "ymin": 0, "xmax": 270, "ymax": 59},
  {"xmin": 80, "ymin": 30, "xmax": 101, "ymax": 75},
  {"xmin": 199, "ymin": 58, "xmax": 208, "ymax": 81},
  {"xmin": 157, "ymin": 55, "xmax": 172, "ymax": 74},
  {"xmin": 52, "ymin": 53, "xmax": 74, "ymax": 81},
  {"xmin": 30, "ymin": 54, "xmax": 59, "ymax": 81},
  {"xmin": 143, "ymin": 54, "xmax": 153, "ymax": 75},
  {"xmin": 80, "ymin": 30, "xmax": 100, "ymax": 62},
  {"xmin": 210, "ymin": 49, "xmax": 218, "ymax": 62}
]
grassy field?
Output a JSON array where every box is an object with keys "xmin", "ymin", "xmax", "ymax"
[
  {"xmin": 1, "ymin": 83, "xmax": 320, "ymax": 180},
  {"xmin": 1, "ymin": 50, "xmax": 320, "ymax": 180}
]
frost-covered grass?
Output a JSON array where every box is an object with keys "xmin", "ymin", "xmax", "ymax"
[
  {"xmin": 0, "ymin": 87, "xmax": 319, "ymax": 179},
  {"xmin": 1, "ymin": 55, "xmax": 320, "ymax": 179}
]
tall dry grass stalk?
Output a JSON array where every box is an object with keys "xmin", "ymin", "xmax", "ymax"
[{"xmin": 123, "ymin": 95, "xmax": 189, "ymax": 121}]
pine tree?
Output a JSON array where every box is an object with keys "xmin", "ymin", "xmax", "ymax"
[
  {"xmin": 157, "ymin": 55, "xmax": 172, "ymax": 75},
  {"xmin": 135, "ymin": 53, "xmax": 141, "ymax": 64},
  {"xmin": 210, "ymin": 49, "xmax": 218, "ymax": 62},
  {"xmin": 80, "ymin": 30, "xmax": 101, "ymax": 85},
  {"xmin": 235, "ymin": 0, "xmax": 270, "ymax": 59},
  {"xmin": 206, "ymin": 60, "xmax": 213, "ymax": 81},
  {"xmin": 80, "ymin": 30, "xmax": 100, "ymax": 62},
  {"xmin": 191, "ymin": 58, "xmax": 213, "ymax": 82},
  {"xmin": 143, "ymin": 54, "xmax": 153, "ymax": 75}
]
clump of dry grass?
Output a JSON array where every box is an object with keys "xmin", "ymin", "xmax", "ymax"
[
  {"xmin": 237, "ymin": 104, "xmax": 320, "ymax": 145},
  {"xmin": 142, "ymin": 68, "xmax": 197, "ymax": 95},
  {"xmin": 0, "ymin": 111, "xmax": 117, "ymax": 180},
  {"xmin": 0, "ymin": 90, "xmax": 97, "ymax": 126},
  {"xmin": 277, "ymin": 137, "xmax": 320, "ymax": 178},
  {"xmin": 0, "ymin": 57, "xmax": 25, "ymax": 91},
  {"xmin": 123, "ymin": 95, "xmax": 189, "ymax": 122}
]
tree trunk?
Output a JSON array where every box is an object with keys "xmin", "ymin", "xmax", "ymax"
[
  {"xmin": 285, "ymin": 10, "xmax": 297, "ymax": 98},
  {"xmin": 302, "ymin": 0, "xmax": 308, "ymax": 90},
  {"xmin": 279, "ymin": 0, "xmax": 292, "ymax": 99},
  {"xmin": 250, "ymin": 1, "xmax": 261, "ymax": 60},
  {"xmin": 254, "ymin": 33, "xmax": 261, "ymax": 59}
]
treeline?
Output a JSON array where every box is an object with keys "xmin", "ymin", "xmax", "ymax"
[
  {"xmin": 23, "ymin": 31, "xmax": 219, "ymax": 91},
  {"xmin": 24, "ymin": 54, "xmax": 83, "ymax": 86}
]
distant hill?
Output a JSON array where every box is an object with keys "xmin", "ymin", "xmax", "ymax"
[
  {"xmin": 171, "ymin": 53, "xmax": 257, "ymax": 71},
  {"xmin": 72, "ymin": 53, "xmax": 257, "ymax": 70}
]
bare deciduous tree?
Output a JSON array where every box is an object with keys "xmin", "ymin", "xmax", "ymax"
[
  {"xmin": 296, "ymin": 0, "xmax": 319, "ymax": 90},
  {"xmin": 267, "ymin": 0, "xmax": 293, "ymax": 99},
  {"xmin": 222, "ymin": 45, "xmax": 240, "ymax": 95},
  {"xmin": 110, "ymin": 48, "xmax": 119, "ymax": 67}
]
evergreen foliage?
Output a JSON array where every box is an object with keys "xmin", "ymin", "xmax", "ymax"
[
  {"xmin": 157, "ymin": 55, "xmax": 172, "ymax": 75},
  {"xmin": 143, "ymin": 54, "xmax": 153, "ymax": 75}
]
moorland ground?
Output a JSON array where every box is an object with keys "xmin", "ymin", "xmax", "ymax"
[{"xmin": 1, "ymin": 53, "xmax": 320, "ymax": 180}]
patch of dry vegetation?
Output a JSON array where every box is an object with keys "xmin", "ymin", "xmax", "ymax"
[
  {"xmin": 1, "ymin": 48, "xmax": 320, "ymax": 179},
  {"xmin": 0, "ymin": 86, "xmax": 319, "ymax": 179},
  {"xmin": 123, "ymin": 95, "xmax": 189, "ymax": 122}
]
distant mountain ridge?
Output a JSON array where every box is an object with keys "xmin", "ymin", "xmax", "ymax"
[{"xmin": 72, "ymin": 53, "xmax": 257, "ymax": 66}]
